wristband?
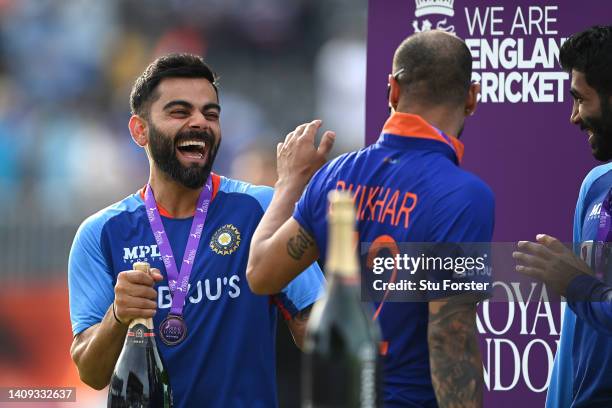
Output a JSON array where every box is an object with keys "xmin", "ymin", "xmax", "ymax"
[{"xmin": 112, "ymin": 302, "xmax": 125, "ymax": 325}]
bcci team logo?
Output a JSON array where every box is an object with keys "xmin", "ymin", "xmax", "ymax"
[
  {"xmin": 210, "ymin": 224, "xmax": 241, "ymax": 255},
  {"xmin": 413, "ymin": 0, "xmax": 455, "ymax": 33}
]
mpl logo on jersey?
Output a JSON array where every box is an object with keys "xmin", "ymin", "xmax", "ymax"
[
  {"xmin": 588, "ymin": 203, "xmax": 602, "ymax": 220},
  {"xmin": 412, "ymin": 0, "xmax": 455, "ymax": 33},
  {"xmin": 123, "ymin": 244, "xmax": 162, "ymax": 263}
]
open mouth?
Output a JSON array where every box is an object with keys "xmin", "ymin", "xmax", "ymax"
[{"xmin": 176, "ymin": 139, "xmax": 208, "ymax": 161}]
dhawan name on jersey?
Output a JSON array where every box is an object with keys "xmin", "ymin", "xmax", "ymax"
[{"xmin": 293, "ymin": 112, "xmax": 495, "ymax": 407}]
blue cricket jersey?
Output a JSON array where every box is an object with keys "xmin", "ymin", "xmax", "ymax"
[
  {"xmin": 293, "ymin": 112, "xmax": 495, "ymax": 407},
  {"xmin": 69, "ymin": 173, "xmax": 325, "ymax": 408},
  {"xmin": 546, "ymin": 163, "xmax": 612, "ymax": 408}
]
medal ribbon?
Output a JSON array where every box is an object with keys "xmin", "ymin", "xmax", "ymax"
[
  {"xmin": 595, "ymin": 188, "xmax": 612, "ymax": 279},
  {"xmin": 144, "ymin": 176, "xmax": 212, "ymax": 316}
]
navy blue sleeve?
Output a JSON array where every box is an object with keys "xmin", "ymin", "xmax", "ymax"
[
  {"xmin": 293, "ymin": 160, "xmax": 339, "ymax": 252},
  {"xmin": 567, "ymin": 274, "xmax": 612, "ymax": 336},
  {"xmin": 293, "ymin": 165, "xmax": 331, "ymax": 238}
]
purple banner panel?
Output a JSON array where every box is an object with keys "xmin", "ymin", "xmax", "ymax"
[{"xmin": 367, "ymin": 1, "xmax": 608, "ymax": 406}]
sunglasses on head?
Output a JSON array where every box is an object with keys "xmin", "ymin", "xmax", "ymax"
[{"xmin": 387, "ymin": 68, "xmax": 405, "ymax": 112}]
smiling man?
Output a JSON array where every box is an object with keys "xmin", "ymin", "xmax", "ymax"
[
  {"xmin": 67, "ymin": 54, "xmax": 324, "ymax": 408},
  {"xmin": 513, "ymin": 26, "xmax": 612, "ymax": 407}
]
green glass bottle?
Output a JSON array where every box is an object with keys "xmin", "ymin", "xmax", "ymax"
[
  {"xmin": 108, "ymin": 262, "xmax": 173, "ymax": 408},
  {"xmin": 303, "ymin": 191, "xmax": 382, "ymax": 408}
]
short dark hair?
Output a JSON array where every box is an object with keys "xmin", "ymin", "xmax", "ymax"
[
  {"xmin": 393, "ymin": 31, "xmax": 472, "ymax": 107},
  {"xmin": 130, "ymin": 53, "xmax": 219, "ymax": 117},
  {"xmin": 560, "ymin": 25, "xmax": 612, "ymax": 97}
]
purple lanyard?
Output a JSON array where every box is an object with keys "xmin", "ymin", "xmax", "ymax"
[
  {"xmin": 595, "ymin": 188, "xmax": 612, "ymax": 278},
  {"xmin": 144, "ymin": 176, "xmax": 212, "ymax": 316}
]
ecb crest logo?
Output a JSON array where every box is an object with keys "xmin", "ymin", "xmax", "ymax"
[{"xmin": 413, "ymin": 0, "xmax": 455, "ymax": 34}]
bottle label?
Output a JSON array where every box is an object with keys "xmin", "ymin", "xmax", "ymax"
[
  {"xmin": 127, "ymin": 323, "xmax": 155, "ymax": 345},
  {"xmin": 358, "ymin": 345, "xmax": 377, "ymax": 408}
]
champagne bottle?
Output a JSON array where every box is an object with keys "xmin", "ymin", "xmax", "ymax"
[
  {"xmin": 108, "ymin": 262, "xmax": 173, "ymax": 408},
  {"xmin": 302, "ymin": 191, "xmax": 382, "ymax": 408}
]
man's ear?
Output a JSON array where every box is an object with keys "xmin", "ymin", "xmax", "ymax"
[
  {"xmin": 464, "ymin": 82, "xmax": 480, "ymax": 117},
  {"xmin": 129, "ymin": 115, "xmax": 148, "ymax": 147},
  {"xmin": 388, "ymin": 74, "xmax": 401, "ymax": 112}
]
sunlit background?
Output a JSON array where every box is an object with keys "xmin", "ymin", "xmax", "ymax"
[{"xmin": 0, "ymin": 0, "xmax": 366, "ymax": 406}]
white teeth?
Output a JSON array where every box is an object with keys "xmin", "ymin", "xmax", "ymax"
[{"xmin": 177, "ymin": 140, "xmax": 206, "ymax": 148}]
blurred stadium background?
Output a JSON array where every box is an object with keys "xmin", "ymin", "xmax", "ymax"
[{"xmin": 0, "ymin": 0, "xmax": 366, "ymax": 406}]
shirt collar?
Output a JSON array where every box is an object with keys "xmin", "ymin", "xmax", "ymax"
[
  {"xmin": 138, "ymin": 172, "xmax": 221, "ymax": 218},
  {"xmin": 380, "ymin": 112, "xmax": 465, "ymax": 163}
]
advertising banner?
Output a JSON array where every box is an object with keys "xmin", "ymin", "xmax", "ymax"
[{"xmin": 366, "ymin": 1, "xmax": 607, "ymax": 406}]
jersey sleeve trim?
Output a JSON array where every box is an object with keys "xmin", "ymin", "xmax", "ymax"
[
  {"xmin": 69, "ymin": 196, "xmax": 144, "ymax": 335},
  {"xmin": 218, "ymin": 176, "xmax": 273, "ymax": 212}
]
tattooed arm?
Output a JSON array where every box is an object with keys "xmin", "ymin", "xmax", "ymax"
[
  {"xmin": 428, "ymin": 294, "xmax": 483, "ymax": 408},
  {"xmin": 246, "ymin": 161, "xmax": 321, "ymax": 294},
  {"xmin": 248, "ymin": 213, "xmax": 320, "ymax": 294}
]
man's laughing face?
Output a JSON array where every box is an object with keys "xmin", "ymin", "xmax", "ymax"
[
  {"xmin": 570, "ymin": 70, "xmax": 612, "ymax": 161},
  {"xmin": 146, "ymin": 77, "xmax": 221, "ymax": 188},
  {"xmin": 148, "ymin": 124, "xmax": 219, "ymax": 189}
]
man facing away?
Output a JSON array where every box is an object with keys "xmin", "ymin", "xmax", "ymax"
[
  {"xmin": 68, "ymin": 54, "xmax": 325, "ymax": 408},
  {"xmin": 247, "ymin": 30, "xmax": 494, "ymax": 408},
  {"xmin": 513, "ymin": 25, "xmax": 612, "ymax": 407}
]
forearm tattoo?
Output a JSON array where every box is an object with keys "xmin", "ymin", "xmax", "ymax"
[
  {"xmin": 287, "ymin": 227, "xmax": 315, "ymax": 260},
  {"xmin": 428, "ymin": 297, "xmax": 483, "ymax": 408}
]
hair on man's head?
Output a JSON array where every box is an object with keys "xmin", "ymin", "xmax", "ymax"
[
  {"xmin": 130, "ymin": 53, "xmax": 218, "ymax": 117},
  {"xmin": 393, "ymin": 31, "xmax": 472, "ymax": 107},
  {"xmin": 560, "ymin": 25, "xmax": 612, "ymax": 97}
]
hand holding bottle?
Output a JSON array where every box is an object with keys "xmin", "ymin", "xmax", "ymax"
[
  {"xmin": 113, "ymin": 265, "xmax": 163, "ymax": 324},
  {"xmin": 108, "ymin": 262, "xmax": 173, "ymax": 407}
]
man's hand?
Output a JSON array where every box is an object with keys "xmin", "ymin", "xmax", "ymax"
[
  {"xmin": 113, "ymin": 267, "xmax": 163, "ymax": 324},
  {"xmin": 246, "ymin": 120, "xmax": 333, "ymax": 295},
  {"xmin": 71, "ymin": 267, "xmax": 163, "ymax": 389},
  {"xmin": 276, "ymin": 119, "xmax": 335, "ymax": 192},
  {"xmin": 513, "ymin": 234, "xmax": 592, "ymax": 297}
]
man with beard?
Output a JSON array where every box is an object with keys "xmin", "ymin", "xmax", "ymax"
[
  {"xmin": 68, "ymin": 54, "xmax": 325, "ymax": 408},
  {"xmin": 513, "ymin": 25, "xmax": 612, "ymax": 407}
]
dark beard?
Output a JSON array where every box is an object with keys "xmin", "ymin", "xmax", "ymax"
[
  {"xmin": 583, "ymin": 96, "xmax": 612, "ymax": 162},
  {"xmin": 148, "ymin": 124, "xmax": 220, "ymax": 189}
]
